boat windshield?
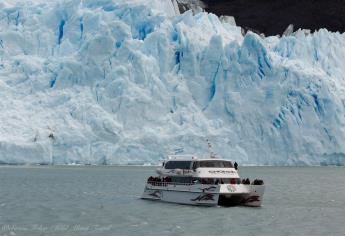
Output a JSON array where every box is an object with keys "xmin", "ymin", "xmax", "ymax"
[
  {"xmin": 193, "ymin": 160, "xmax": 233, "ymax": 168},
  {"xmin": 164, "ymin": 161, "xmax": 192, "ymax": 169}
]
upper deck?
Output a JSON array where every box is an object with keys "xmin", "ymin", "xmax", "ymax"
[{"xmin": 157, "ymin": 155, "xmax": 240, "ymax": 179}]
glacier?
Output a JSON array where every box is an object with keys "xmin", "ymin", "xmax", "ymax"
[{"xmin": 0, "ymin": 0, "xmax": 345, "ymax": 165}]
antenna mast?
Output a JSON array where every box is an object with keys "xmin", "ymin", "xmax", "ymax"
[{"xmin": 206, "ymin": 139, "xmax": 216, "ymax": 158}]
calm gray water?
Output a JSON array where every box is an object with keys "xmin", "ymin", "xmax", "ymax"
[{"xmin": 0, "ymin": 166, "xmax": 344, "ymax": 236}]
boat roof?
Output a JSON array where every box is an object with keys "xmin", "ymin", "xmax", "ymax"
[{"xmin": 167, "ymin": 155, "xmax": 231, "ymax": 162}]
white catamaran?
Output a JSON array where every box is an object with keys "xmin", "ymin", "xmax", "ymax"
[{"xmin": 141, "ymin": 155, "xmax": 265, "ymax": 207}]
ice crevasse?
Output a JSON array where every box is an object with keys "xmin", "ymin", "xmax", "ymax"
[{"xmin": 0, "ymin": 0, "xmax": 344, "ymax": 165}]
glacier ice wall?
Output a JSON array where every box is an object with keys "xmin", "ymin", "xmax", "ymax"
[{"xmin": 0, "ymin": 0, "xmax": 344, "ymax": 165}]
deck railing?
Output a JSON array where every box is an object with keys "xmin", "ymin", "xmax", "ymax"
[
  {"xmin": 147, "ymin": 180, "xmax": 263, "ymax": 186},
  {"xmin": 147, "ymin": 181, "xmax": 195, "ymax": 187}
]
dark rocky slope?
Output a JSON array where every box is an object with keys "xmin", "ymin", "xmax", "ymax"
[{"xmin": 200, "ymin": 0, "xmax": 345, "ymax": 35}]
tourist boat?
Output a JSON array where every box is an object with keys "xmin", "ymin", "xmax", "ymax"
[{"xmin": 141, "ymin": 155, "xmax": 265, "ymax": 207}]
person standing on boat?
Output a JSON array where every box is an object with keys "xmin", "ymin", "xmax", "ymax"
[{"xmin": 234, "ymin": 162, "xmax": 238, "ymax": 170}]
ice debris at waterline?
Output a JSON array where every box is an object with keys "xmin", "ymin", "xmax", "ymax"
[{"xmin": 0, "ymin": 0, "xmax": 344, "ymax": 165}]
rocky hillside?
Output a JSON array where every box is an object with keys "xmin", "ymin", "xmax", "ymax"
[{"xmin": 201, "ymin": 0, "xmax": 345, "ymax": 35}]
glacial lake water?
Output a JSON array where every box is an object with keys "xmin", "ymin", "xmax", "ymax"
[{"xmin": 0, "ymin": 166, "xmax": 344, "ymax": 236}]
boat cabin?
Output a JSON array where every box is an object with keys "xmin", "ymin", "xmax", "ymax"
[
  {"xmin": 164, "ymin": 159, "xmax": 234, "ymax": 170},
  {"xmin": 154, "ymin": 156, "xmax": 240, "ymax": 185}
]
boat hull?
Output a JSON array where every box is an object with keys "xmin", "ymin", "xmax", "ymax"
[
  {"xmin": 141, "ymin": 183, "xmax": 264, "ymax": 207},
  {"xmin": 142, "ymin": 183, "xmax": 220, "ymax": 206},
  {"xmin": 218, "ymin": 185, "xmax": 265, "ymax": 207}
]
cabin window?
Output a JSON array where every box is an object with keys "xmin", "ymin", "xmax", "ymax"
[
  {"xmin": 165, "ymin": 161, "xmax": 192, "ymax": 169},
  {"xmin": 193, "ymin": 178, "xmax": 239, "ymax": 184},
  {"xmin": 195, "ymin": 161, "xmax": 233, "ymax": 168},
  {"xmin": 171, "ymin": 176, "xmax": 193, "ymax": 183}
]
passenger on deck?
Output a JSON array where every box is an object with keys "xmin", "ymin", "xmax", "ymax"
[
  {"xmin": 245, "ymin": 178, "xmax": 250, "ymax": 184},
  {"xmin": 148, "ymin": 176, "xmax": 153, "ymax": 182},
  {"xmin": 234, "ymin": 162, "xmax": 238, "ymax": 170}
]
